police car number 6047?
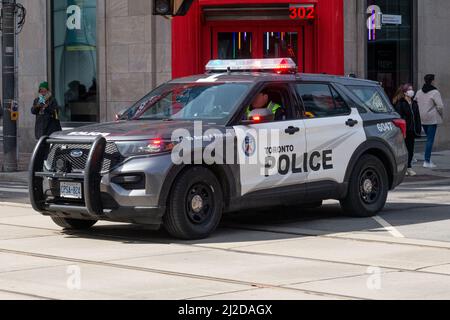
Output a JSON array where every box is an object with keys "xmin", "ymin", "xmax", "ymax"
[{"xmin": 29, "ymin": 58, "xmax": 408, "ymax": 240}]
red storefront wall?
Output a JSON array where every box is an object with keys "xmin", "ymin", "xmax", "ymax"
[{"xmin": 172, "ymin": 0, "xmax": 344, "ymax": 78}]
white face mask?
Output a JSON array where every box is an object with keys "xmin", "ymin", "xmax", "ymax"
[{"xmin": 406, "ymin": 90, "xmax": 415, "ymax": 98}]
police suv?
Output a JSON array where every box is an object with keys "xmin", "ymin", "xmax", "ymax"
[{"xmin": 29, "ymin": 59, "xmax": 408, "ymax": 240}]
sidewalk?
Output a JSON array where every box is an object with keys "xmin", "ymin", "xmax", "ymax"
[
  {"xmin": 0, "ymin": 150, "xmax": 449, "ymax": 185},
  {"xmin": 0, "ymin": 170, "xmax": 28, "ymax": 184},
  {"xmin": 406, "ymin": 150, "xmax": 450, "ymax": 180}
]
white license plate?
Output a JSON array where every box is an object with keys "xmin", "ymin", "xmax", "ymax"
[{"xmin": 60, "ymin": 182, "xmax": 83, "ymax": 199}]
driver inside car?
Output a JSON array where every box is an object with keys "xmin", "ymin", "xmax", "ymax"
[{"xmin": 245, "ymin": 90, "xmax": 285, "ymax": 121}]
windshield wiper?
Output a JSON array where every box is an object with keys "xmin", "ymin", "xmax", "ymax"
[{"xmin": 135, "ymin": 117, "xmax": 178, "ymax": 122}]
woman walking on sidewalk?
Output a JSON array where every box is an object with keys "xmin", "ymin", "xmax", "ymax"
[
  {"xmin": 415, "ymin": 74, "xmax": 445, "ymax": 168},
  {"xmin": 393, "ymin": 84, "xmax": 422, "ymax": 177}
]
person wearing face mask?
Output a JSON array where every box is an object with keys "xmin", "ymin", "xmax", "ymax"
[
  {"xmin": 393, "ymin": 84, "xmax": 422, "ymax": 177},
  {"xmin": 415, "ymin": 74, "xmax": 445, "ymax": 169},
  {"xmin": 31, "ymin": 82, "xmax": 62, "ymax": 140}
]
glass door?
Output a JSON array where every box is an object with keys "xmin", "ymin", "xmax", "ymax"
[
  {"xmin": 212, "ymin": 24, "xmax": 305, "ymax": 72},
  {"xmin": 366, "ymin": 0, "xmax": 414, "ymax": 100},
  {"xmin": 261, "ymin": 28, "xmax": 302, "ymax": 71},
  {"xmin": 213, "ymin": 27, "xmax": 257, "ymax": 60}
]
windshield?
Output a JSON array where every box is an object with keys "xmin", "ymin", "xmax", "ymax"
[{"xmin": 123, "ymin": 82, "xmax": 251, "ymax": 124}]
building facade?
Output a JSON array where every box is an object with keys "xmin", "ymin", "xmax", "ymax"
[{"xmin": 5, "ymin": 0, "xmax": 450, "ymax": 168}]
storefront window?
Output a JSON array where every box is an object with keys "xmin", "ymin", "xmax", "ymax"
[
  {"xmin": 366, "ymin": 0, "xmax": 413, "ymax": 100},
  {"xmin": 51, "ymin": 0, "xmax": 98, "ymax": 122},
  {"xmin": 263, "ymin": 32, "xmax": 298, "ymax": 65},
  {"xmin": 218, "ymin": 32, "xmax": 253, "ymax": 59}
]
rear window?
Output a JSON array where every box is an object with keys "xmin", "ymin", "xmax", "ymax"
[{"xmin": 346, "ymin": 85, "xmax": 392, "ymax": 113}]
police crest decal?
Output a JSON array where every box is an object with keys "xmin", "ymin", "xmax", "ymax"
[{"xmin": 243, "ymin": 134, "xmax": 256, "ymax": 157}]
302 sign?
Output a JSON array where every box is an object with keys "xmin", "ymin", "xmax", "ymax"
[{"xmin": 289, "ymin": 6, "xmax": 316, "ymax": 20}]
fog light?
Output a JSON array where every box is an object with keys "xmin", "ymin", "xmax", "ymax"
[
  {"xmin": 112, "ymin": 175, "xmax": 142, "ymax": 184},
  {"xmin": 56, "ymin": 159, "xmax": 72, "ymax": 173},
  {"xmin": 112, "ymin": 174, "xmax": 146, "ymax": 190}
]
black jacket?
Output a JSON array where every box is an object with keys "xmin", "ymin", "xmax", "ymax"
[
  {"xmin": 31, "ymin": 96, "xmax": 62, "ymax": 140},
  {"xmin": 395, "ymin": 98, "xmax": 422, "ymax": 137}
]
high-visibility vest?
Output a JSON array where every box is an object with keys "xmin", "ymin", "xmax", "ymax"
[{"xmin": 246, "ymin": 101, "xmax": 282, "ymax": 118}]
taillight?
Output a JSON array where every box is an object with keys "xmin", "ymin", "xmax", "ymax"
[{"xmin": 392, "ymin": 119, "xmax": 407, "ymax": 138}]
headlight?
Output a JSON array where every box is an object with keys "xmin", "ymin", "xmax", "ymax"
[{"xmin": 116, "ymin": 139, "xmax": 175, "ymax": 157}]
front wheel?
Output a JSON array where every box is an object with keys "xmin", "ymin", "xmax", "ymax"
[
  {"xmin": 340, "ymin": 154, "xmax": 389, "ymax": 218},
  {"xmin": 164, "ymin": 167, "xmax": 223, "ymax": 240},
  {"xmin": 51, "ymin": 217, "xmax": 97, "ymax": 230}
]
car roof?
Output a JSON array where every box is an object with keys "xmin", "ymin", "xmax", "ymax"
[{"xmin": 169, "ymin": 72, "xmax": 380, "ymax": 86}]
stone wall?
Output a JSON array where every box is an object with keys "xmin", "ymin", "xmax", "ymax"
[
  {"xmin": 343, "ymin": 0, "xmax": 366, "ymax": 78},
  {"xmin": 14, "ymin": 0, "xmax": 172, "ymax": 155},
  {"xmin": 16, "ymin": 0, "xmax": 48, "ymax": 154},
  {"xmin": 99, "ymin": 0, "xmax": 172, "ymax": 122}
]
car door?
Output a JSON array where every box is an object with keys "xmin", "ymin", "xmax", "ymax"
[
  {"xmin": 234, "ymin": 83, "xmax": 308, "ymax": 196},
  {"xmin": 295, "ymin": 82, "xmax": 366, "ymax": 185}
]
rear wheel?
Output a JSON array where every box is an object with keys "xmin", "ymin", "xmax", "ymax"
[
  {"xmin": 164, "ymin": 167, "xmax": 223, "ymax": 240},
  {"xmin": 51, "ymin": 217, "xmax": 97, "ymax": 230},
  {"xmin": 340, "ymin": 154, "xmax": 389, "ymax": 218}
]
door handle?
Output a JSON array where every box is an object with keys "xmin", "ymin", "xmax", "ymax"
[
  {"xmin": 285, "ymin": 126, "xmax": 300, "ymax": 135},
  {"xmin": 345, "ymin": 119, "xmax": 359, "ymax": 127}
]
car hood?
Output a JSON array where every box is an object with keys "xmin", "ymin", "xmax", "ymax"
[{"xmin": 51, "ymin": 120, "xmax": 224, "ymax": 142}]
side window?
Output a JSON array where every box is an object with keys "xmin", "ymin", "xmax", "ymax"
[
  {"xmin": 295, "ymin": 83, "xmax": 351, "ymax": 119},
  {"xmin": 330, "ymin": 86, "xmax": 349, "ymax": 111},
  {"xmin": 244, "ymin": 85, "xmax": 297, "ymax": 122},
  {"xmin": 346, "ymin": 85, "xmax": 392, "ymax": 113}
]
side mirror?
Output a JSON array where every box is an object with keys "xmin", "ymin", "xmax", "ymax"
[{"xmin": 242, "ymin": 108, "xmax": 274, "ymax": 125}]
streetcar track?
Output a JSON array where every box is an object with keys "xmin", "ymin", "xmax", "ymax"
[
  {"xmin": 0, "ymin": 217, "xmax": 449, "ymax": 298},
  {"xmin": 184, "ymin": 286, "xmax": 359, "ymax": 300},
  {"xmin": 3, "ymin": 217, "xmax": 450, "ymax": 253},
  {"xmin": 192, "ymin": 242, "xmax": 450, "ymax": 277},
  {"xmin": 0, "ymin": 288, "xmax": 57, "ymax": 300},
  {"xmin": 283, "ymin": 270, "xmax": 401, "ymax": 287},
  {"xmin": 1, "ymin": 222, "xmax": 450, "ymax": 280},
  {"xmin": 0, "ymin": 247, "xmax": 365, "ymax": 301},
  {"xmin": 0, "ymin": 197, "xmax": 450, "ymax": 300},
  {"xmin": 221, "ymin": 224, "xmax": 450, "ymax": 251}
]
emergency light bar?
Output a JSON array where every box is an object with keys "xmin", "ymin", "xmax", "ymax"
[{"xmin": 205, "ymin": 58, "xmax": 297, "ymax": 74}]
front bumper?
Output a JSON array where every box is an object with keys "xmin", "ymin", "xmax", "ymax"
[{"xmin": 29, "ymin": 136, "xmax": 170, "ymax": 228}]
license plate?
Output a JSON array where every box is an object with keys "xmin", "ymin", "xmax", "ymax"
[{"xmin": 60, "ymin": 182, "xmax": 83, "ymax": 199}]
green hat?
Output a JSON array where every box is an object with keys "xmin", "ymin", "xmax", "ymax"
[{"xmin": 39, "ymin": 81, "xmax": 49, "ymax": 91}]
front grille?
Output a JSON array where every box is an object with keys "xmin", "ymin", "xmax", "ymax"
[{"xmin": 46, "ymin": 142, "xmax": 124, "ymax": 173}]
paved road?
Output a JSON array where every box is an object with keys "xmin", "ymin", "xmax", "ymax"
[{"xmin": 0, "ymin": 178, "xmax": 450, "ymax": 300}]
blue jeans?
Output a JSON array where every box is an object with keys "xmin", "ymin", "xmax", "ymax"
[{"xmin": 423, "ymin": 125, "xmax": 438, "ymax": 162}]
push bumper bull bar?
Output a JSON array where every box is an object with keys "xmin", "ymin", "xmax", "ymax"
[{"xmin": 29, "ymin": 136, "xmax": 107, "ymax": 218}]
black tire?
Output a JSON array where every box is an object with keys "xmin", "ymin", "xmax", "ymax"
[
  {"xmin": 340, "ymin": 154, "xmax": 389, "ymax": 218},
  {"xmin": 164, "ymin": 167, "xmax": 223, "ymax": 240},
  {"xmin": 51, "ymin": 217, "xmax": 97, "ymax": 230}
]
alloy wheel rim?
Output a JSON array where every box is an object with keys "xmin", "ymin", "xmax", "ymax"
[
  {"xmin": 186, "ymin": 183, "xmax": 214, "ymax": 224},
  {"xmin": 359, "ymin": 168, "xmax": 381, "ymax": 205}
]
